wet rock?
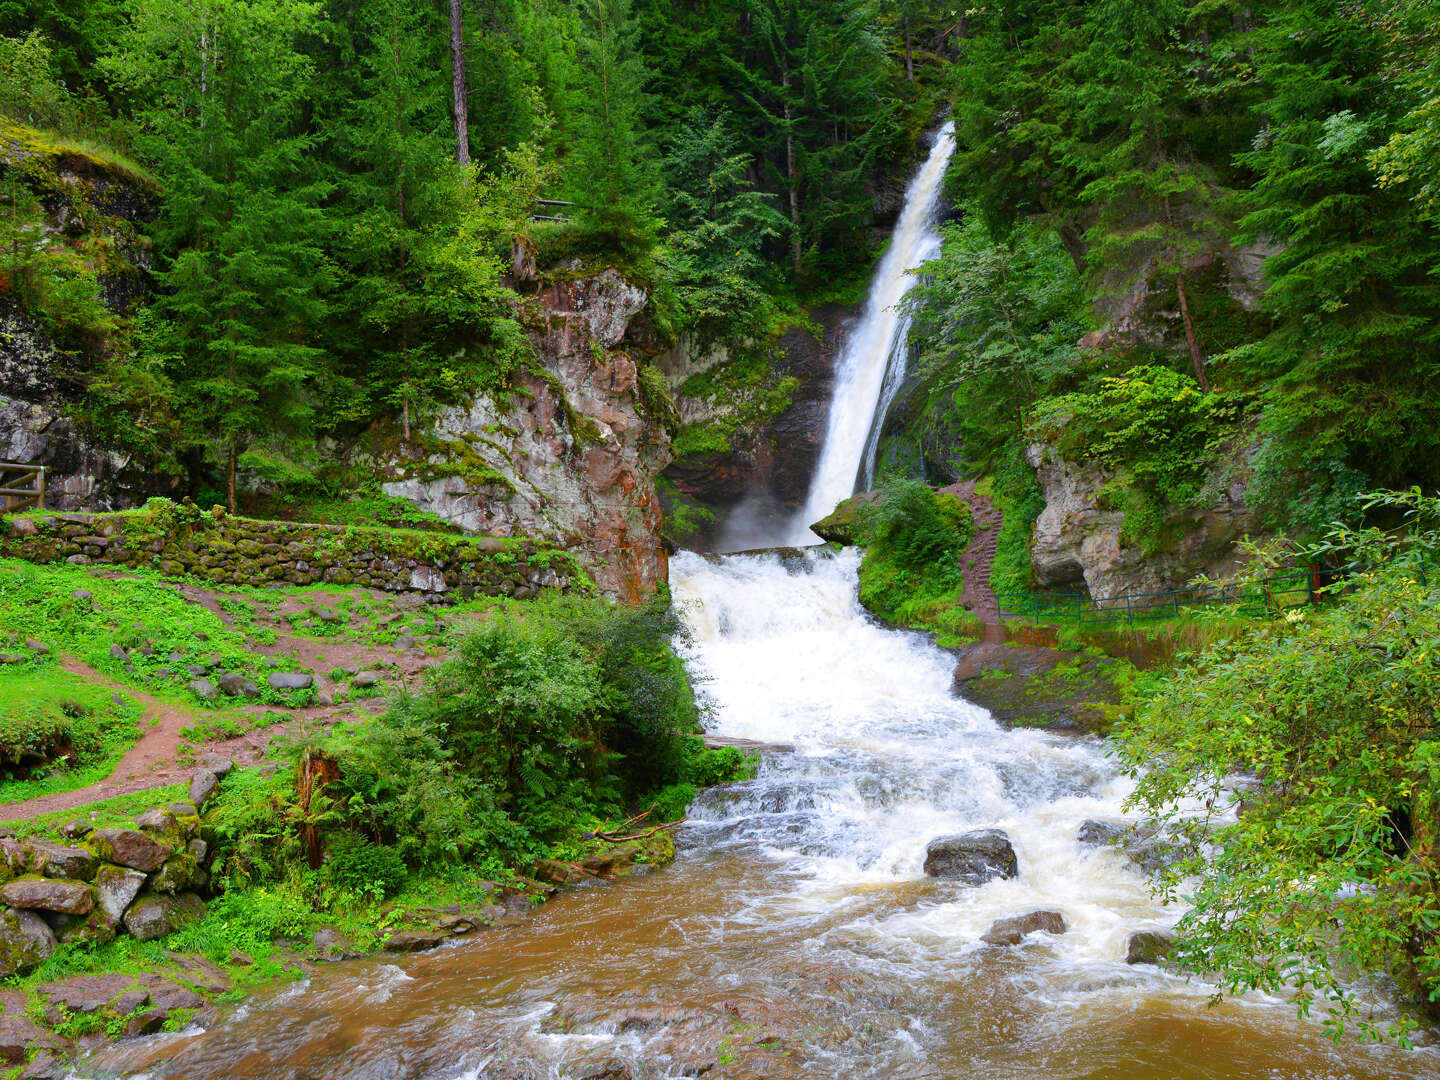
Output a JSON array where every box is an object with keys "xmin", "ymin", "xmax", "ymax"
[
  {"xmin": 35, "ymin": 973, "xmax": 133, "ymax": 1013},
  {"xmin": 91, "ymin": 828, "xmax": 172, "ymax": 872},
  {"xmin": 981, "ymin": 910, "xmax": 1067, "ymax": 946},
  {"xmin": 123, "ymin": 1010, "xmax": 168, "ymax": 1037},
  {"xmin": 25, "ymin": 840, "xmax": 98, "ymax": 881},
  {"xmin": 1125, "ymin": 930, "xmax": 1176, "ymax": 965},
  {"xmin": 1076, "ymin": 820, "xmax": 1125, "ymax": 846},
  {"xmin": 382, "ymin": 929, "xmax": 445, "ymax": 953},
  {"xmin": 22, "ymin": 1050, "xmax": 65, "ymax": 1079},
  {"xmin": 150, "ymin": 855, "xmax": 204, "ymax": 896},
  {"xmin": 188, "ymin": 771, "xmax": 218, "ymax": 812},
  {"xmin": 0, "ymin": 908, "xmax": 54, "ymax": 977},
  {"xmin": 923, "ymin": 829, "xmax": 1019, "ymax": 884},
  {"xmin": 110, "ymin": 988, "xmax": 150, "ymax": 1014},
  {"xmin": 93, "ymin": 864, "xmax": 146, "ymax": 923},
  {"xmin": 142, "ymin": 978, "xmax": 203, "ymax": 1010},
  {"xmin": 311, "ymin": 927, "xmax": 360, "ymax": 961},
  {"xmin": 1, "ymin": 878, "xmax": 94, "ymax": 915},
  {"xmin": 188, "ymin": 678, "xmax": 217, "ymax": 701},
  {"xmin": 198, "ymin": 753, "xmax": 234, "ymax": 776},
  {"xmin": 267, "ymin": 671, "xmax": 313, "ymax": 691},
  {"xmin": 0, "ymin": 1015, "xmax": 62, "ymax": 1064},
  {"xmin": 217, "ymin": 672, "xmax": 259, "ymax": 697},
  {"xmin": 352, "ymin": 670, "xmax": 382, "ymax": 688}
]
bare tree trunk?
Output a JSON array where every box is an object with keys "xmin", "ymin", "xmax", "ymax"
[
  {"xmin": 784, "ymin": 96, "xmax": 800, "ymax": 273},
  {"xmin": 1176, "ymin": 273, "xmax": 1210, "ymax": 392},
  {"xmin": 226, "ymin": 439, "xmax": 237, "ymax": 514},
  {"xmin": 449, "ymin": 0, "xmax": 470, "ymax": 166}
]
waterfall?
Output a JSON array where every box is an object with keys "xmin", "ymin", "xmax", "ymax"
[{"xmin": 786, "ymin": 122, "xmax": 955, "ymax": 545}]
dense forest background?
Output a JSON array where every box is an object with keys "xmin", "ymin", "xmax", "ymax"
[
  {"xmin": 0, "ymin": 0, "xmax": 948, "ymax": 505},
  {"xmin": 0, "ymin": 0, "xmax": 1437, "ymax": 540}
]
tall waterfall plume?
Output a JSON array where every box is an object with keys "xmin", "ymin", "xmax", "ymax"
[{"xmin": 786, "ymin": 121, "xmax": 956, "ymax": 545}]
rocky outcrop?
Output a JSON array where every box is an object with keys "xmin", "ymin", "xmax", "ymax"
[
  {"xmin": 660, "ymin": 305, "xmax": 852, "ymax": 548},
  {"xmin": 923, "ymin": 829, "xmax": 1018, "ymax": 883},
  {"xmin": 951, "ymin": 642, "xmax": 1125, "ymax": 732},
  {"xmin": 377, "ymin": 270, "xmax": 669, "ymax": 602},
  {"xmin": 1026, "ymin": 442, "xmax": 1257, "ymax": 599}
]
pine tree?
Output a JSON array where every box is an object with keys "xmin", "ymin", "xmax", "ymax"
[
  {"xmin": 569, "ymin": 0, "xmax": 658, "ymax": 255},
  {"xmin": 107, "ymin": 0, "xmax": 331, "ymax": 510}
]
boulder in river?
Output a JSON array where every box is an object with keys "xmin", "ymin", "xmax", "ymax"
[
  {"xmin": 981, "ymin": 910, "xmax": 1066, "ymax": 946},
  {"xmin": 1125, "ymin": 930, "xmax": 1176, "ymax": 965},
  {"xmin": 923, "ymin": 830, "xmax": 1018, "ymax": 884}
]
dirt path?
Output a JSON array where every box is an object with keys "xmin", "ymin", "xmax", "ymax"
[
  {"xmin": 942, "ymin": 480, "xmax": 1005, "ymax": 645},
  {"xmin": 0, "ymin": 658, "xmax": 361, "ymax": 821}
]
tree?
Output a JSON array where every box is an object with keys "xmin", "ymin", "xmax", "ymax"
[
  {"xmin": 107, "ymin": 0, "xmax": 331, "ymax": 510},
  {"xmin": 568, "ymin": 0, "xmax": 658, "ymax": 254},
  {"xmin": 448, "ymin": 0, "xmax": 469, "ymax": 165}
]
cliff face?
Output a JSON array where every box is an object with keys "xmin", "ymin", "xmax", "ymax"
[
  {"xmin": 658, "ymin": 305, "xmax": 850, "ymax": 548},
  {"xmin": 1025, "ymin": 442, "xmax": 1257, "ymax": 599},
  {"xmin": 0, "ymin": 123, "xmax": 161, "ymax": 510},
  {"xmin": 377, "ymin": 270, "xmax": 671, "ymax": 603}
]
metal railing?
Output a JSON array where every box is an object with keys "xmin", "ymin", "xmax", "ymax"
[
  {"xmin": 0, "ymin": 462, "xmax": 46, "ymax": 513},
  {"xmin": 994, "ymin": 568, "xmax": 1332, "ymax": 627}
]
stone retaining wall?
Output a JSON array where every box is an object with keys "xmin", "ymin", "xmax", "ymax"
[
  {"xmin": 0, "ymin": 500, "xmax": 583, "ymax": 599},
  {"xmin": 0, "ymin": 767, "xmax": 229, "ymax": 978}
]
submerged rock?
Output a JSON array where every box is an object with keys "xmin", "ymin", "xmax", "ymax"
[
  {"xmin": 981, "ymin": 910, "xmax": 1067, "ymax": 946},
  {"xmin": 923, "ymin": 830, "xmax": 1019, "ymax": 884},
  {"xmin": 1125, "ymin": 930, "xmax": 1176, "ymax": 965}
]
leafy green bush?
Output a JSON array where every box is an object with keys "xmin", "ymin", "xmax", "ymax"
[
  {"xmin": 1117, "ymin": 491, "xmax": 1440, "ymax": 1039},
  {"xmin": 324, "ymin": 834, "xmax": 408, "ymax": 899},
  {"xmin": 853, "ymin": 478, "xmax": 974, "ymax": 634},
  {"xmin": 1028, "ymin": 365, "xmax": 1249, "ymax": 553}
]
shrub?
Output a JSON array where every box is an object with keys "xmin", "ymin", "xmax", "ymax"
[{"xmin": 324, "ymin": 834, "xmax": 408, "ymax": 899}]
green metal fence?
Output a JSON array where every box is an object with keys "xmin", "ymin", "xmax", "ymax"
[{"xmin": 994, "ymin": 568, "xmax": 1329, "ymax": 628}]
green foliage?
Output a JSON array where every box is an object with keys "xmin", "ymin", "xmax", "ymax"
[
  {"xmin": 0, "ymin": 556, "xmax": 312, "ymax": 708},
  {"xmin": 323, "ymin": 833, "xmax": 408, "ymax": 900},
  {"xmin": 989, "ymin": 441, "xmax": 1044, "ymax": 596},
  {"xmin": 852, "ymin": 477, "xmax": 977, "ymax": 643},
  {"xmin": 1116, "ymin": 491, "xmax": 1440, "ymax": 1038},
  {"xmin": 904, "ymin": 210, "xmax": 1089, "ymax": 471},
  {"xmin": 0, "ymin": 666, "xmax": 140, "ymax": 801},
  {"xmin": 1029, "ymin": 365, "xmax": 1248, "ymax": 552}
]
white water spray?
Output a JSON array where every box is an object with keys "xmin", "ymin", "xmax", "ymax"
[{"xmin": 786, "ymin": 122, "xmax": 955, "ymax": 545}]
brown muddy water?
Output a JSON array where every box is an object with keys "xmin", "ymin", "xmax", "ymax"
[{"xmin": 76, "ymin": 550, "xmax": 1439, "ymax": 1079}]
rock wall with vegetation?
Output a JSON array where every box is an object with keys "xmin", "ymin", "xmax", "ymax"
[{"xmin": 0, "ymin": 502, "xmax": 581, "ymax": 599}]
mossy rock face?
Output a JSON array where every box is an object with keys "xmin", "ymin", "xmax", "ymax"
[
  {"xmin": 0, "ymin": 907, "xmax": 55, "ymax": 977},
  {"xmin": 810, "ymin": 491, "xmax": 881, "ymax": 545}
]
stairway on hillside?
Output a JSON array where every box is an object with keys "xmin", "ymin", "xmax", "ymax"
[{"xmin": 941, "ymin": 480, "xmax": 1005, "ymax": 644}]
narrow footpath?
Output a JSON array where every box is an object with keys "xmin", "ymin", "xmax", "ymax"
[{"xmin": 942, "ymin": 480, "xmax": 1005, "ymax": 644}]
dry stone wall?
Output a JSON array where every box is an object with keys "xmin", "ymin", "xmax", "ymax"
[{"xmin": 0, "ymin": 501, "xmax": 583, "ymax": 600}]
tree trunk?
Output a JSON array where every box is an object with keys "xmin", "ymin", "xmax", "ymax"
[
  {"xmin": 449, "ymin": 0, "xmax": 470, "ymax": 166},
  {"xmin": 784, "ymin": 96, "xmax": 800, "ymax": 274},
  {"xmin": 1176, "ymin": 273, "xmax": 1210, "ymax": 392},
  {"xmin": 226, "ymin": 439, "xmax": 237, "ymax": 514}
]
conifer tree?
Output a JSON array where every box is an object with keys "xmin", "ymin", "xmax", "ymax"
[{"xmin": 107, "ymin": 0, "xmax": 331, "ymax": 510}]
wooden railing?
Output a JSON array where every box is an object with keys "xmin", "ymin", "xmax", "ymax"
[{"xmin": 0, "ymin": 462, "xmax": 45, "ymax": 513}]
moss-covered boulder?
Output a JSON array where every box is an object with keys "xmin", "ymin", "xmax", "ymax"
[
  {"xmin": 809, "ymin": 491, "xmax": 880, "ymax": 545},
  {"xmin": 0, "ymin": 906, "xmax": 55, "ymax": 977}
]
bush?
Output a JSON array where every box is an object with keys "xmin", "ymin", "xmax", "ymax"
[
  {"xmin": 1116, "ymin": 491, "xmax": 1440, "ymax": 1039},
  {"xmin": 853, "ymin": 477, "xmax": 974, "ymax": 634},
  {"xmin": 324, "ymin": 834, "xmax": 408, "ymax": 899}
]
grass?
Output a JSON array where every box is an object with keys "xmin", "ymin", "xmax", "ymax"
[
  {"xmin": 0, "ymin": 667, "xmax": 143, "ymax": 805},
  {"xmin": 241, "ymin": 491, "xmax": 463, "ymax": 534},
  {"xmin": 0, "ymin": 558, "xmax": 315, "ymax": 708},
  {"xmin": 0, "ymin": 781, "xmax": 187, "ymax": 835},
  {"xmin": 0, "ymin": 115, "xmax": 156, "ymax": 191}
]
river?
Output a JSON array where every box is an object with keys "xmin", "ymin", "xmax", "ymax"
[{"xmin": 78, "ymin": 548, "xmax": 1435, "ymax": 1079}]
